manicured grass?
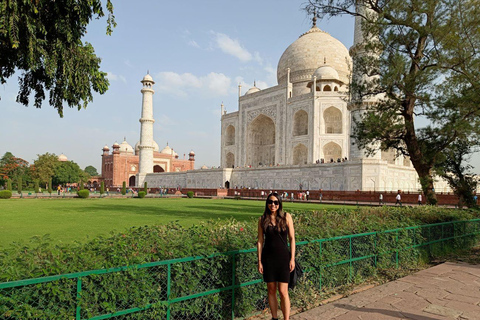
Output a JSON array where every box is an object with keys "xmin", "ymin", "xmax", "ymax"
[{"xmin": 0, "ymin": 197, "xmax": 348, "ymax": 247}]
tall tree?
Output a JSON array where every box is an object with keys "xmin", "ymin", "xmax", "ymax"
[
  {"xmin": 307, "ymin": 0, "xmax": 480, "ymax": 204},
  {"xmin": 0, "ymin": 0, "xmax": 116, "ymax": 117},
  {"xmin": 84, "ymin": 165, "xmax": 99, "ymax": 176},
  {"xmin": 0, "ymin": 152, "xmax": 30, "ymax": 186},
  {"xmin": 53, "ymin": 161, "xmax": 83, "ymax": 185},
  {"xmin": 32, "ymin": 153, "xmax": 59, "ymax": 186}
]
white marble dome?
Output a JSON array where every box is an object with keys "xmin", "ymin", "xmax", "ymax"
[
  {"xmin": 161, "ymin": 144, "xmax": 173, "ymax": 155},
  {"xmin": 58, "ymin": 153, "xmax": 68, "ymax": 162},
  {"xmin": 119, "ymin": 139, "xmax": 134, "ymax": 154},
  {"xmin": 313, "ymin": 65, "xmax": 340, "ymax": 80},
  {"xmin": 277, "ymin": 26, "xmax": 351, "ymax": 85},
  {"xmin": 245, "ymin": 86, "xmax": 260, "ymax": 95},
  {"xmin": 142, "ymin": 74, "xmax": 153, "ymax": 82}
]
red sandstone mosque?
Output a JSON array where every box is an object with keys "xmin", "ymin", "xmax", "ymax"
[{"xmin": 99, "ymin": 74, "xmax": 195, "ymax": 188}]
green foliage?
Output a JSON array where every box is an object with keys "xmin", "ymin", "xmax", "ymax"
[
  {"xmin": 0, "ymin": 0, "xmax": 116, "ymax": 117},
  {"xmin": 0, "ymin": 190, "xmax": 12, "ymax": 199},
  {"xmin": 121, "ymin": 182, "xmax": 126, "ymax": 195},
  {"xmin": 0, "ymin": 206, "xmax": 478, "ymax": 319},
  {"xmin": 84, "ymin": 165, "xmax": 99, "ymax": 176},
  {"xmin": 187, "ymin": 191, "xmax": 194, "ymax": 198},
  {"xmin": 0, "ymin": 152, "xmax": 30, "ymax": 188},
  {"xmin": 17, "ymin": 177, "xmax": 22, "ymax": 194},
  {"xmin": 6, "ymin": 179, "xmax": 12, "ymax": 191},
  {"xmin": 77, "ymin": 190, "xmax": 90, "ymax": 199},
  {"xmin": 32, "ymin": 153, "xmax": 59, "ymax": 185},
  {"xmin": 100, "ymin": 181, "xmax": 105, "ymax": 195},
  {"xmin": 53, "ymin": 161, "xmax": 83, "ymax": 185},
  {"xmin": 48, "ymin": 178, "xmax": 52, "ymax": 194},
  {"xmin": 34, "ymin": 180, "xmax": 39, "ymax": 194},
  {"xmin": 144, "ymin": 182, "xmax": 148, "ymax": 194},
  {"xmin": 137, "ymin": 191, "xmax": 146, "ymax": 198},
  {"xmin": 79, "ymin": 179, "xmax": 84, "ymax": 190}
]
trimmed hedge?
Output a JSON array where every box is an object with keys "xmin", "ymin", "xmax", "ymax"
[
  {"xmin": 187, "ymin": 191, "xmax": 194, "ymax": 198},
  {"xmin": 0, "ymin": 206, "xmax": 479, "ymax": 319},
  {"xmin": 137, "ymin": 191, "xmax": 146, "ymax": 198},
  {"xmin": 0, "ymin": 190, "xmax": 12, "ymax": 199},
  {"xmin": 77, "ymin": 190, "xmax": 90, "ymax": 198}
]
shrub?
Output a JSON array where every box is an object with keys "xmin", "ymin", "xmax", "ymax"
[
  {"xmin": 77, "ymin": 190, "xmax": 90, "ymax": 198},
  {"xmin": 137, "ymin": 191, "xmax": 146, "ymax": 198},
  {"xmin": 100, "ymin": 181, "xmax": 105, "ymax": 195},
  {"xmin": 144, "ymin": 182, "xmax": 148, "ymax": 194},
  {"xmin": 6, "ymin": 179, "xmax": 12, "ymax": 191},
  {"xmin": 48, "ymin": 178, "xmax": 53, "ymax": 194},
  {"xmin": 187, "ymin": 191, "xmax": 194, "ymax": 198},
  {"xmin": 0, "ymin": 190, "xmax": 12, "ymax": 199},
  {"xmin": 17, "ymin": 177, "xmax": 22, "ymax": 194},
  {"xmin": 79, "ymin": 179, "xmax": 84, "ymax": 190},
  {"xmin": 34, "ymin": 180, "xmax": 39, "ymax": 194},
  {"xmin": 121, "ymin": 181, "xmax": 126, "ymax": 195}
]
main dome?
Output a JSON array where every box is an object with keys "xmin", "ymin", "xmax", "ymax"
[{"xmin": 277, "ymin": 26, "xmax": 351, "ymax": 85}]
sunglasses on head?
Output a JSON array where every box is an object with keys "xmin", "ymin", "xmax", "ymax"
[{"xmin": 267, "ymin": 200, "xmax": 279, "ymax": 205}]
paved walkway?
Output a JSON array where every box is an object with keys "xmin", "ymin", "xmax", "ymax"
[{"xmin": 291, "ymin": 262, "xmax": 480, "ymax": 320}]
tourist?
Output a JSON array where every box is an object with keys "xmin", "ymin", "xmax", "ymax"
[
  {"xmin": 257, "ymin": 193, "xmax": 295, "ymax": 320},
  {"xmin": 319, "ymin": 192, "xmax": 323, "ymax": 202},
  {"xmin": 306, "ymin": 190, "xmax": 309, "ymax": 201},
  {"xmin": 379, "ymin": 193, "xmax": 383, "ymax": 205},
  {"xmin": 395, "ymin": 192, "xmax": 402, "ymax": 206},
  {"xmin": 418, "ymin": 194, "xmax": 422, "ymax": 205}
]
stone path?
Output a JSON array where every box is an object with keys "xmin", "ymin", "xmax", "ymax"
[{"xmin": 291, "ymin": 262, "xmax": 480, "ymax": 320}]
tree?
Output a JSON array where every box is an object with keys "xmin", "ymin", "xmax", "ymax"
[
  {"xmin": 307, "ymin": 0, "xmax": 480, "ymax": 204},
  {"xmin": 122, "ymin": 181, "xmax": 126, "ymax": 195},
  {"xmin": 0, "ymin": 1, "xmax": 116, "ymax": 117},
  {"xmin": 33, "ymin": 153, "xmax": 59, "ymax": 187},
  {"xmin": 0, "ymin": 152, "xmax": 30, "ymax": 187},
  {"xmin": 84, "ymin": 165, "xmax": 99, "ymax": 176},
  {"xmin": 435, "ymin": 140, "xmax": 478, "ymax": 208},
  {"xmin": 53, "ymin": 161, "xmax": 83, "ymax": 185}
]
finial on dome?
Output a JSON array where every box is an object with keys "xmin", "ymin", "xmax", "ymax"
[
  {"xmin": 324, "ymin": 57, "xmax": 326, "ymax": 64},
  {"xmin": 124, "ymin": 136, "xmax": 126, "ymax": 141},
  {"xmin": 254, "ymin": 80, "xmax": 256, "ymax": 87},
  {"xmin": 312, "ymin": 9, "xmax": 317, "ymax": 27},
  {"xmin": 147, "ymin": 70, "xmax": 149, "ymax": 74}
]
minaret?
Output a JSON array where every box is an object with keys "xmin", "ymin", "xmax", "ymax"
[
  {"xmin": 348, "ymin": 2, "xmax": 381, "ymax": 160},
  {"xmin": 137, "ymin": 73, "xmax": 155, "ymax": 186}
]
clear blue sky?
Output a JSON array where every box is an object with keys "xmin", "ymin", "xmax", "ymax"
[{"xmin": 1, "ymin": 1, "xmax": 479, "ymax": 174}]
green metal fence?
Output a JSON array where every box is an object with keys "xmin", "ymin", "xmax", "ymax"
[{"xmin": 1, "ymin": 219, "xmax": 479, "ymax": 319}]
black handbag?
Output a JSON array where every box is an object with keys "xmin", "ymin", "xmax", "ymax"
[{"xmin": 278, "ymin": 233, "xmax": 303, "ymax": 289}]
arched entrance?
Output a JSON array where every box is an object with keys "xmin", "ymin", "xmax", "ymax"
[
  {"xmin": 153, "ymin": 165, "xmax": 164, "ymax": 173},
  {"xmin": 225, "ymin": 125, "xmax": 235, "ymax": 146},
  {"xmin": 293, "ymin": 110, "xmax": 308, "ymax": 136},
  {"xmin": 324, "ymin": 107, "xmax": 343, "ymax": 134},
  {"xmin": 129, "ymin": 176, "xmax": 136, "ymax": 187},
  {"xmin": 226, "ymin": 152, "xmax": 235, "ymax": 168},
  {"xmin": 293, "ymin": 143, "xmax": 308, "ymax": 165},
  {"xmin": 246, "ymin": 114, "xmax": 275, "ymax": 167},
  {"xmin": 225, "ymin": 180, "xmax": 230, "ymax": 189},
  {"xmin": 323, "ymin": 142, "xmax": 342, "ymax": 162}
]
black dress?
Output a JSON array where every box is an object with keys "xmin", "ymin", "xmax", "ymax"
[{"xmin": 261, "ymin": 225, "xmax": 290, "ymax": 283}]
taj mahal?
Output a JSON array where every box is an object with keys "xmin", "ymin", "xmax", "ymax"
[{"xmin": 127, "ymin": 13, "xmax": 441, "ymax": 193}]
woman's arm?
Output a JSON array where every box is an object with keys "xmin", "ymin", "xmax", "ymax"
[
  {"xmin": 287, "ymin": 213, "xmax": 296, "ymax": 272},
  {"xmin": 257, "ymin": 217, "xmax": 264, "ymax": 274}
]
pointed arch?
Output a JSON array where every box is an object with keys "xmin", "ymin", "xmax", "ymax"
[
  {"xmin": 293, "ymin": 110, "xmax": 308, "ymax": 136},
  {"xmin": 226, "ymin": 152, "xmax": 235, "ymax": 168},
  {"xmin": 225, "ymin": 125, "xmax": 235, "ymax": 146},
  {"xmin": 293, "ymin": 143, "xmax": 308, "ymax": 165},
  {"xmin": 323, "ymin": 85, "xmax": 332, "ymax": 91},
  {"xmin": 323, "ymin": 142, "xmax": 342, "ymax": 162},
  {"xmin": 128, "ymin": 175, "xmax": 136, "ymax": 187},
  {"xmin": 247, "ymin": 114, "xmax": 275, "ymax": 167},
  {"xmin": 153, "ymin": 165, "xmax": 164, "ymax": 173},
  {"xmin": 324, "ymin": 106, "xmax": 342, "ymax": 134}
]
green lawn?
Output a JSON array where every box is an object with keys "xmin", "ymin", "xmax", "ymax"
[{"xmin": 0, "ymin": 197, "xmax": 347, "ymax": 247}]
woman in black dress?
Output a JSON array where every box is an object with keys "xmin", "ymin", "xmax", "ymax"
[{"xmin": 257, "ymin": 193, "xmax": 295, "ymax": 320}]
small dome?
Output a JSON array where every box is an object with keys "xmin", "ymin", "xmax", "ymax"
[
  {"xmin": 152, "ymin": 141, "xmax": 159, "ymax": 152},
  {"xmin": 189, "ymin": 150, "xmax": 195, "ymax": 156},
  {"xmin": 201, "ymin": 165, "xmax": 208, "ymax": 169},
  {"xmin": 245, "ymin": 86, "xmax": 260, "ymax": 95},
  {"xmin": 161, "ymin": 144, "xmax": 173, "ymax": 155},
  {"xmin": 113, "ymin": 142, "xmax": 120, "ymax": 148},
  {"xmin": 142, "ymin": 74, "xmax": 154, "ymax": 82},
  {"xmin": 119, "ymin": 139, "xmax": 134, "ymax": 154},
  {"xmin": 58, "ymin": 153, "xmax": 68, "ymax": 162},
  {"xmin": 313, "ymin": 65, "xmax": 340, "ymax": 81},
  {"xmin": 103, "ymin": 145, "xmax": 110, "ymax": 151}
]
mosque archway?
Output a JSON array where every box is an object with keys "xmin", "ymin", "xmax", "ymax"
[
  {"xmin": 323, "ymin": 142, "xmax": 342, "ymax": 162},
  {"xmin": 129, "ymin": 176, "xmax": 136, "ymax": 187},
  {"xmin": 153, "ymin": 165, "xmax": 164, "ymax": 173},
  {"xmin": 246, "ymin": 114, "xmax": 275, "ymax": 167},
  {"xmin": 226, "ymin": 152, "xmax": 235, "ymax": 168},
  {"xmin": 324, "ymin": 107, "xmax": 342, "ymax": 134},
  {"xmin": 293, "ymin": 143, "xmax": 308, "ymax": 165},
  {"xmin": 293, "ymin": 110, "xmax": 308, "ymax": 136},
  {"xmin": 225, "ymin": 125, "xmax": 235, "ymax": 146}
]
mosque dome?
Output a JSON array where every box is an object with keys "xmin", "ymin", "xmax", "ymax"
[
  {"xmin": 245, "ymin": 86, "xmax": 260, "ymax": 95},
  {"xmin": 313, "ymin": 65, "xmax": 340, "ymax": 81},
  {"xmin": 277, "ymin": 26, "xmax": 351, "ymax": 85},
  {"xmin": 161, "ymin": 144, "xmax": 173, "ymax": 155},
  {"xmin": 58, "ymin": 153, "xmax": 68, "ymax": 162},
  {"xmin": 201, "ymin": 165, "xmax": 208, "ymax": 169},
  {"xmin": 119, "ymin": 139, "xmax": 134, "ymax": 154}
]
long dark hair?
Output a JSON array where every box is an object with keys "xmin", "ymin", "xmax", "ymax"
[{"xmin": 261, "ymin": 193, "xmax": 287, "ymax": 232}]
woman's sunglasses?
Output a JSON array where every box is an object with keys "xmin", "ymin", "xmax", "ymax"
[{"xmin": 267, "ymin": 200, "xmax": 279, "ymax": 205}]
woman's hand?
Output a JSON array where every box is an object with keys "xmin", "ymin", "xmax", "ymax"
[
  {"xmin": 258, "ymin": 261, "xmax": 263, "ymax": 274},
  {"xmin": 290, "ymin": 259, "xmax": 295, "ymax": 272}
]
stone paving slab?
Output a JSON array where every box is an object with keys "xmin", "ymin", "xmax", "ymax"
[{"xmin": 291, "ymin": 262, "xmax": 480, "ymax": 320}]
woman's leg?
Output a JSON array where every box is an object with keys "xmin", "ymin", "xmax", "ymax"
[
  {"xmin": 267, "ymin": 282, "xmax": 278, "ymax": 318},
  {"xmin": 278, "ymin": 282, "xmax": 290, "ymax": 320}
]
